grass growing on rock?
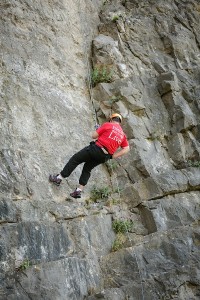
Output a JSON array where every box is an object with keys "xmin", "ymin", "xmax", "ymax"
[
  {"xmin": 105, "ymin": 160, "xmax": 118, "ymax": 173},
  {"xmin": 16, "ymin": 259, "xmax": 31, "ymax": 271},
  {"xmin": 90, "ymin": 185, "xmax": 112, "ymax": 202},
  {"xmin": 111, "ymin": 220, "xmax": 134, "ymax": 252},
  {"xmin": 112, "ymin": 233, "xmax": 126, "ymax": 252},
  {"xmin": 187, "ymin": 160, "xmax": 200, "ymax": 167},
  {"xmin": 91, "ymin": 65, "xmax": 113, "ymax": 86},
  {"xmin": 112, "ymin": 219, "xmax": 134, "ymax": 234},
  {"xmin": 112, "ymin": 15, "xmax": 119, "ymax": 22}
]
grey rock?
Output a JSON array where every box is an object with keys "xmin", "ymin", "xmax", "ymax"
[
  {"xmin": 0, "ymin": 199, "xmax": 18, "ymax": 223},
  {"xmin": 68, "ymin": 214, "xmax": 115, "ymax": 258},
  {"xmin": 93, "ymin": 34, "xmax": 130, "ymax": 78},
  {"xmin": 132, "ymin": 168, "xmax": 200, "ymax": 202},
  {"xmin": 100, "ymin": 226, "xmax": 200, "ymax": 300},
  {"xmin": 16, "ymin": 257, "xmax": 101, "ymax": 300},
  {"xmin": 0, "ymin": 222, "xmax": 73, "ymax": 267},
  {"xmin": 1, "ymin": 0, "xmax": 200, "ymax": 299},
  {"xmin": 140, "ymin": 191, "xmax": 200, "ymax": 233}
]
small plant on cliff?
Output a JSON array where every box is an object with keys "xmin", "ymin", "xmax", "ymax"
[
  {"xmin": 111, "ymin": 220, "xmax": 134, "ymax": 252},
  {"xmin": 112, "ymin": 233, "xmax": 126, "ymax": 252},
  {"xmin": 102, "ymin": 0, "xmax": 109, "ymax": 5},
  {"xmin": 91, "ymin": 65, "xmax": 113, "ymax": 87},
  {"xmin": 187, "ymin": 160, "xmax": 200, "ymax": 167},
  {"xmin": 105, "ymin": 160, "xmax": 118, "ymax": 173},
  {"xmin": 112, "ymin": 219, "xmax": 134, "ymax": 234},
  {"xmin": 112, "ymin": 15, "xmax": 120, "ymax": 22},
  {"xmin": 105, "ymin": 198, "xmax": 120, "ymax": 207},
  {"xmin": 90, "ymin": 185, "xmax": 111, "ymax": 202},
  {"xmin": 17, "ymin": 259, "xmax": 31, "ymax": 271}
]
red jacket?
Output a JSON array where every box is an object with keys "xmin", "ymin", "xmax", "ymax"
[{"xmin": 96, "ymin": 122, "xmax": 129, "ymax": 155}]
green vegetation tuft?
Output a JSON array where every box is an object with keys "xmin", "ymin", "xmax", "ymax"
[
  {"xmin": 187, "ymin": 160, "xmax": 200, "ymax": 167},
  {"xmin": 105, "ymin": 160, "xmax": 118, "ymax": 172},
  {"xmin": 90, "ymin": 186, "xmax": 111, "ymax": 202},
  {"xmin": 112, "ymin": 219, "xmax": 134, "ymax": 234},
  {"xmin": 112, "ymin": 15, "xmax": 119, "ymax": 22},
  {"xmin": 102, "ymin": 0, "xmax": 109, "ymax": 5},
  {"xmin": 91, "ymin": 65, "xmax": 113, "ymax": 87},
  {"xmin": 112, "ymin": 233, "xmax": 126, "ymax": 252},
  {"xmin": 105, "ymin": 198, "xmax": 120, "ymax": 207},
  {"xmin": 17, "ymin": 259, "xmax": 31, "ymax": 271}
]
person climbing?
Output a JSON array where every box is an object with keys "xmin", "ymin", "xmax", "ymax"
[{"xmin": 49, "ymin": 113, "xmax": 130, "ymax": 198}]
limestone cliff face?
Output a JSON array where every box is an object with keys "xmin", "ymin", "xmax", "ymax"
[{"xmin": 0, "ymin": 0, "xmax": 200, "ymax": 299}]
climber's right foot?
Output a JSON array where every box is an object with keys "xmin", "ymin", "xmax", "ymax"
[{"xmin": 70, "ymin": 189, "xmax": 81, "ymax": 199}]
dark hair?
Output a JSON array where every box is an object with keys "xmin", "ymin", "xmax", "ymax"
[{"xmin": 111, "ymin": 117, "xmax": 121, "ymax": 123}]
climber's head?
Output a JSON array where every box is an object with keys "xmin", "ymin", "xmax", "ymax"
[{"xmin": 109, "ymin": 113, "xmax": 122, "ymax": 123}]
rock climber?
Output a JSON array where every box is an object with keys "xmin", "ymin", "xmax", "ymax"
[{"xmin": 49, "ymin": 113, "xmax": 130, "ymax": 198}]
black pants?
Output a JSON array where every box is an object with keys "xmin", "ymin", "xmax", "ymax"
[{"xmin": 60, "ymin": 142, "xmax": 111, "ymax": 186}]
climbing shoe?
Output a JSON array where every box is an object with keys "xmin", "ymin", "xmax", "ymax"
[
  {"xmin": 49, "ymin": 174, "xmax": 62, "ymax": 186},
  {"xmin": 70, "ymin": 189, "xmax": 81, "ymax": 199}
]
